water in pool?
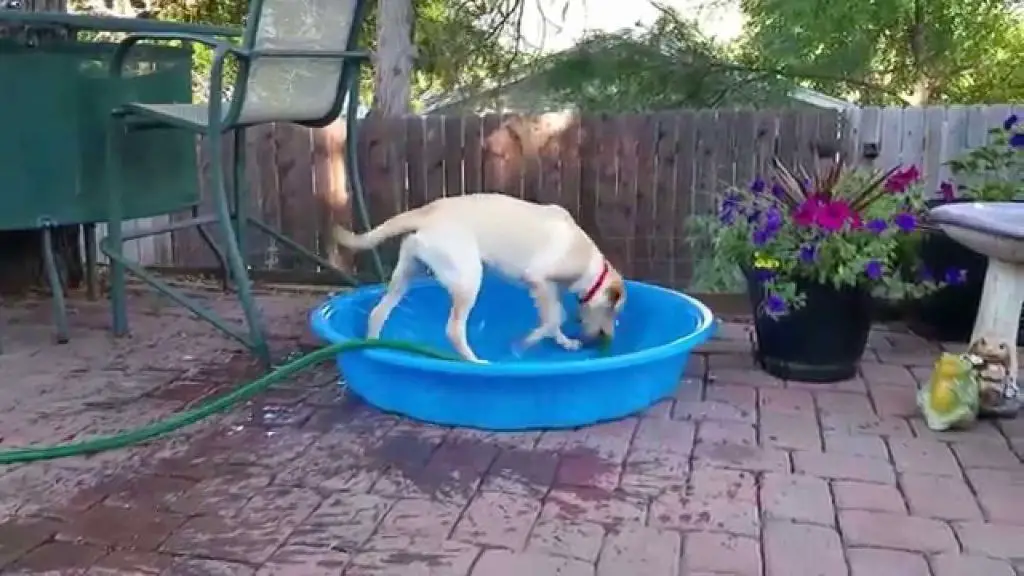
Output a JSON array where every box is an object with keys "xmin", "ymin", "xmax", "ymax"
[{"xmin": 341, "ymin": 272, "xmax": 701, "ymax": 363}]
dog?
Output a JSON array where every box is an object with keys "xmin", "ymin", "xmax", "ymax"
[{"xmin": 334, "ymin": 193, "xmax": 626, "ymax": 363}]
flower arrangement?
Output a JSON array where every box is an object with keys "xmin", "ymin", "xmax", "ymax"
[
  {"xmin": 704, "ymin": 157, "xmax": 965, "ymax": 317},
  {"xmin": 940, "ymin": 113, "xmax": 1024, "ymax": 202}
]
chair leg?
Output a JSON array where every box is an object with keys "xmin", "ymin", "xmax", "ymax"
[
  {"xmin": 192, "ymin": 205, "xmax": 230, "ymax": 292},
  {"xmin": 41, "ymin": 226, "xmax": 70, "ymax": 344},
  {"xmin": 232, "ymin": 128, "xmax": 248, "ymax": 282},
  {"xmin": 208, "ymin": 130, "xmax": 270, "ymax": 365},
  {"xmin": 83, "ymin": 223, "xmax": 99, "ymax": 301},
  {"xmin": 343, "ymin": 76, "xmax": 386, "ymax": 282},
  {"xmin": 106, "ymin": 116, "xmax": 129, "ymax": 337}
]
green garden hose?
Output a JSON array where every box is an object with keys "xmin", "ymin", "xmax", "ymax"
[{"xmin": 0, "ymin": 339, "xmax": 462, "ymax": 465}]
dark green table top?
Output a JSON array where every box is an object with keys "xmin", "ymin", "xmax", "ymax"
[{"xmin": 0, "ymin": 10, "xmax": 241, "ymax": 36}]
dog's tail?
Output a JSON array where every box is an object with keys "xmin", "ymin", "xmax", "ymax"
[{"xmin": 334, "ymin": 205, "xmax": 433, "ymax": 251}]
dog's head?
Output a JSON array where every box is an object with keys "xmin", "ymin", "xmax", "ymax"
[{"xmin": 579, "ymin": 266, "xmax": 626, "ymax": 340}]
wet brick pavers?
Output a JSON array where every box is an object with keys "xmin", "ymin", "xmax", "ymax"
[{"xmin": 1, "ymin": 286, "xmax": 1024, "ymax": 575}]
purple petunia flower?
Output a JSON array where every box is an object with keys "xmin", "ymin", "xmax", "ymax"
[
  {"xmin": 754, "ymin": 268, "xmax": 775, "ymax": 282},
  {"xmin": 764, "ymin": 293, "xmax": 787, "ymax": 315},
  {"xmin": 752, "ymin": 226, "xmax": 774, "ymax": 246},
  {"xmin": 866, "ymin": 218, "xmax": 887, "ymax": 234},
  {"xmin": 763, "ymin": 206, "xmax": 783, "ymax": 230},
  {"xmin": 1011, "ymin": 133, "xmax": 1024, "ymax": 149},
  {"xmin": 750, "ymin": 178, "xmax": 766, "ymax": 194},
  {"xmin": 893, "ymin": 212, "xmax": 917, "ymax": 233},
  {"xmin": 719, "ymin": 193, "xmax": 741, "ymax": 224},
  {"xmin": 944, "ymin": 268, "xmax": 969, "ymax": 285},
  {"xmin": 771, "ymin": 183, "xmax": 786, "ymax": 198},
  {"xmin": 1004, "ymin": 114, "xmax": 1019, "ymax": 131},
  {"xmin": 799, "ymin": 244, "xmax": 817, "ymax": 264},
  {"xmin": 864, "ymin": 260, "xmax": 884, "ymax": 280}
]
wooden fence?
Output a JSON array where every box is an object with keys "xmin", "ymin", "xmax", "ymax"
[{"xmin": 113, "ymin": 104, "xmax": 1024, "ymax": 289}]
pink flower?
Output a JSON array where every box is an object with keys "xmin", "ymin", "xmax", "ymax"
[
  {"xmin": 815, "ymin": 200, "xmax": 855, "ymax": 232},
  {"xmin": 792, "ymin": 198, "xmax": 860, "ymax": 232},
  {"xmin": 885, "ymin": 165, "xmax": 921, "ymax": 194},
  {"xmin": 793, "ymin": 197, "xmax": 823, "ymax": 227}
]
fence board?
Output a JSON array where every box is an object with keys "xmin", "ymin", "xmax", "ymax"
[
  {"xmin": 520, "ymin": 116, "xmax": 543, "ymax": 203},
  {"xmin": 463, "ymin": 115, "xmax": 483, "ymax": 194},
  {"xmin": 503, "ymin": 114, "xmax": 526, "ymax": 199},
  {"xmin": 275, "ymin": 124, "xmax": 316, "ymax": 270},
  {"xmin": 716, "ymin": 109, "xmax": 738, "ymax": 204},
  {"xmin": 922, "ymin": 107, "xmax": 946, "ymax": 195},
  {"xmin": 775, "ymin": 109, "xmax": 800, "ymax": 169},
  {"xmin": 594, "ymin": 114, "xmax": 619, "ymax": 265},
  {"xmin": 857, "ymin": 106, "xmax": 882, "ymax": 169},
  {"xmin": 443, "ymin": 115, "xmax": 464, "ymax": 197},
  {"xmin": 733, "ymin": 110, "xmax": 757, "ymax": 190},
  {"xmin": 578, "ymin": 114, "xmax": 600, "ymax": 240},
  {"xmin": 423, "ymin": 116, "xmax": 445, "ymax": 205},
  {"xmin": 878, "ymin": 107, "xmax": 904, "ymax": 171},
  {"xmin": 753, "ymin": 110, "xmax": 778, "ymax": 177},
  {"xmin": 672, "ymin": 111, "xmax": 697, "ymax": 286},
  {"xmin": 944, "ymin": 105, "xmax": 968, "ymax": 178},
  {"xmin": 405, "ymin": 116, "xmax": 428, "ymax": 210},
  {"xmin": 651, "ymin": 113, "xmax": 678, "ymax": 287},
  {"xmin": 817, "ymin": 110, "xmax": 842, "ymax": 161},
  {"xmin": 243, "ymin": 126, "xmax": 269, "ymax": 265},
  {"xmin": 900, "ymin": 106, "xmax": 925, "ymax": 168},
  {"xmin": 537, "ymin": 113, "xmax": 564, "ymax": 206},
  {"xmin": 559, "ymin": 115, "xmax": 582, "ymax": 222},
  {"xmin": 843, "ymin": 106, "xmax": 863, "ymax": 164},
  {"xmin": 481, "ymin": 114, "xmax": 503, "ymax": 194},
  {"xmin": 633, "ymin": 114, "xmax": 657, "ymax": 281},
  {"xmin": 312, "ymin": 120, "xmax": 351, "ymax": 270},
  {"xmin": 109, "ymin": 104, "xmax": 1017, "ymax": 291},
  {"xmin": 796, "ymin": 109, "xmax": 818, "ymax": 168},
  {"xmin": 610, "ymin": 114, "xmax": 639, "ymax": 274}
]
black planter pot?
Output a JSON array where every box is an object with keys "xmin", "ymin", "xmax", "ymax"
[
  {"xmin": 745, "ymin": 271, "xmax": 873, "ymax": 383},
  {"xmin": 908, "ymin": 199, "xmax": 1024, "ymax": 343},
  {"xmin": 872, "ymin": 297, "xmax": 909, "ymax": 323}
]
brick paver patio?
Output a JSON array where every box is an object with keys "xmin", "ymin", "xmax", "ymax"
[{"xmin": 1, "ymin": 284, "xmax": 1023, "ymax": 575}]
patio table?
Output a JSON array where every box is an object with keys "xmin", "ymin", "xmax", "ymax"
[{"xmin": 0, "ymin": 9, "xmax": 241, "ymax": 348}]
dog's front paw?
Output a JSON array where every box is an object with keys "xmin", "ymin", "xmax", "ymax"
[{"xmin": 557, "ymin": 337, "xmax": 582, "ymax": 351}]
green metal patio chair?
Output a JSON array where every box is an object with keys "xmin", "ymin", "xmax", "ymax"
[{"xmin": 100, "ymin": 0, "xmax": 384, "ymax": 366}]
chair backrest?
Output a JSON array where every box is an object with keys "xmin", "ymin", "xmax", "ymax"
[{"xmin": 236, "ymin": 0, "xmax": 362, "ymax": 125}]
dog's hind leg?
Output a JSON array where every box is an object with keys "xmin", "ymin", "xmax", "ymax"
[
  {"xmin": 446, "ymin": 286, "xmax": 483, "ymax": 363},
  {"xmin": 367, "ymin": 236, "xmax": 417, "ymax": 339},
  {"xmin": 410, "ymin": 226, "xmax": 486, "ymax": 363}
]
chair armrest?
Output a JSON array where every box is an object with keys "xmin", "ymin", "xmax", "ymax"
[{"xmin": 109, "ymin": 32, "xmax": 249, "ymax": 78}]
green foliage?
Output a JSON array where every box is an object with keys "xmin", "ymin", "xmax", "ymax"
[
  {"xmin": 525, "ymin": 4, "xmax": 792, "ymax": 112},
  {"xmin": 945, "ymin": 114, "xmax": 1024, "ymax": 201},
  {"xmin": 411, "ymin": 0, "xmax": 535, "ymax": 110},
  {"xmin": 691, "ymin": 159, "xmax": 953, "ymax": 317},
  {"xmin": 739, "ymin": 0, "xmax": 1024, "ymax": 104}
]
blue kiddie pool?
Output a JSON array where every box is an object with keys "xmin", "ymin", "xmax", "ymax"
[{"xmin": 309, "ymin": 273, "xmax": 716, "ymax": 430}]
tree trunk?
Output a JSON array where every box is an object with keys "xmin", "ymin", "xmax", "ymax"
[
  {"xmin": 371, "ymin": 0, "xmax": 415, "ymax": 116},
  {"xmin": 0, "ymin": 0, "xmax": 84, "ymax": 296}
]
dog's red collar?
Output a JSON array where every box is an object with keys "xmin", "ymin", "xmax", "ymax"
[{"xmin": 579, "ymin": 261, "xmax": 610, "ymax": 304}]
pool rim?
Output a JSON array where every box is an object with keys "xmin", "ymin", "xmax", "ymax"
[{"xmin": 309, "ymin": 279, "xmax": 716, "ymax": 377}]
